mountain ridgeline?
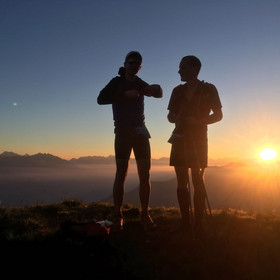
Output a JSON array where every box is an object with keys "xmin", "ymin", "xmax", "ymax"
[{"xmin": 0, "ymin": 151, "xmax": 116, "ymax": 166}]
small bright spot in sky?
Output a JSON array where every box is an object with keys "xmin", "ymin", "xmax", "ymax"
[
  {"xmin": 259, "ymin": 148, "xmax": 277, "ymax": 161},
  {"xmin": 13, "ymin": 102, "xmax": 18, "ymax": 107}
]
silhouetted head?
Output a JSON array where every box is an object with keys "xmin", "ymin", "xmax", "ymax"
[
  {"xmin": 125, "ymin": 51, "xmax": 142, "ymax": 65},
  {"xmin": 123, "ymin": 51, "xmax": 142, "ymax": 77},
  {"xmin": 179, "ymin": 55, "xmax": 201, "ymax": 82}
]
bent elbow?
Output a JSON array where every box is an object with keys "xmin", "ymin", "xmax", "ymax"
[
  {"xmin": 167, "ymin": 113, "xmax": 176, "ymax": 123},
  {"xmin": 97, "ymin": 97, "xmax": 102, "ymax": 105},
  {"xmin": 97, "ymin": 95, "xmax": 106, "ymax": 105}
]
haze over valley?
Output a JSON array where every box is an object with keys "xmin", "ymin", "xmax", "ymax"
[
  {"xmin": 0, "ymin": 152, "xmax": 174, "ymax": 206},
  {"xmin": 1, "ymin": 152, "xmax": 280, "ymax": 212}
]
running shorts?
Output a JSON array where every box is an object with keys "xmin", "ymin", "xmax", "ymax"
[
  {"xmin": 169, "ymin": 134, "xmax": 208, "ymax": 168},
  {"xmin": 115, "ymin": 129, "xmax": 151, "ymax": 160}
]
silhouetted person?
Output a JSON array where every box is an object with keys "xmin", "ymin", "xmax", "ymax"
[
  {"xmin": 98, "ymin": 51, "xmax": 163, "ymax": 231},
  {"xmin": 167, "ymin": 55, "xmax": 222, "ymax": 236}
]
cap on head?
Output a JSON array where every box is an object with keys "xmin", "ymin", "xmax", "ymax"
[{"xmin": 125, "ymin": 51, "xmax": 142, "ymax": 64}]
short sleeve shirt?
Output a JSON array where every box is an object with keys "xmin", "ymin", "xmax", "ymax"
[{"xmin": 168, "ymin": 81, "xmax": 222, "ymax": 136}]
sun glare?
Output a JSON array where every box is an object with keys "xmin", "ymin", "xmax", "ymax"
[{"xmin": 259, "ymin": 148, "xmax": 277, "ymax": 161}]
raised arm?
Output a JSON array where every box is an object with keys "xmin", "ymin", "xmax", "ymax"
[
  {"xmin": 143, "ymin": 84, "xmax": 163, "ymax": 98},
  {"xmin": 97, "ymin": 78, "xmax": 125, "ymax": 105}
]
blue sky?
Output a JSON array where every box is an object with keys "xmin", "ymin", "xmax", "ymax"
[{"xmin": 1, "ymin": 0, "xmax": 280, "ymax": 163}]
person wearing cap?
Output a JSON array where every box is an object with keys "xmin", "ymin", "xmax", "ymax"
[
  {"xmin": 167, "ymin": 55, "xmax": 222, "ymax": 236},
  {"xmin": 98, "ymin": 51, "xmax": 163, "ymax": 231}
]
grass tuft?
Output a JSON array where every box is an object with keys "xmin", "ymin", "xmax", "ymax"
[{"xmin": 1, "ymin": 201, "xmax": 280, "ymax": 279}]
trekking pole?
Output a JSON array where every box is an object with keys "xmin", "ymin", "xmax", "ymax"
[
  {"xmin": 200, "ymin": 168, "xmax": 212, "ymax": 217},
  {"xmin": 187, "ymin": 169, "xmax": 195, "ymax": 239}
]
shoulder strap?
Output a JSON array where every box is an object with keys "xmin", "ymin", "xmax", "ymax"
[{"xmin": 195, "ymin": 81, "xmax": 207, "ymax": 118}]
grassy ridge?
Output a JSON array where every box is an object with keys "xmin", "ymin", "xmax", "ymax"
[{"xmin": 1, "ymin": 200, "xmax": 280, "ymax": 279}]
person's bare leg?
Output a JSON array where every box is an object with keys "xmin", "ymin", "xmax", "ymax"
[
  {"xmin": 175, "ymin": 166, "xmax": 190, "ymax": 227},
  {"xmin": 136, "ymin": 158, "xmax": 157, "ymax": 229},
  {"xmin": 136, "ymin": 158, "xmax": 151, "ymax": 214},
  {"xmin": 191, "ymin": 168, "xmax": 205, "ymax": 231},
  {"xmin": 113, "ymin": 159, "xmax": 129, "ymax": 217}
]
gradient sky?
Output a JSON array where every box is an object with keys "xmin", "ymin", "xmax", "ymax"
[{"xmin": 1, "ymin": 0, "xmax": 280, "ymax": 164}]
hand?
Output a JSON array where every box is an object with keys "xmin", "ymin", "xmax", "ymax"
[
  {"xmin": 185, "ymin": 116, "xmax": 201, "ymax": 126},
  {"xmin": 124, "ymin": 89, "xmax": 140, "ymax": 99},
  {"xmin": 143, "ymin": 84, "xmax": 163, "ymax": 98},
  {"xmin": 177, "ymin": 112, "xmax": 201, "ymax": 126}
]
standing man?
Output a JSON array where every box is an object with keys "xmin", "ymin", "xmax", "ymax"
[
  {"xmin": 98, "ymin": 51, "xmax": 163, "ymax": 231},
  {"xmin": 167, "ymin": 55, "xmax": 222, "ymax": 236}
]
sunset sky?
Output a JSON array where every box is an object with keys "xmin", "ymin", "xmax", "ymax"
[{"xmin": 1, "ymin": 0, "xmax": 280, "ymax": 165}]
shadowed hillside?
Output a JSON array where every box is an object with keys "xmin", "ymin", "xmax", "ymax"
[
  {"xmin": 103, "ymin": 165, "xmax": 280, "ymax": 212},
  {"xmin": 1, "ymin": 200, "xmax": 280, "ymax": 280}
]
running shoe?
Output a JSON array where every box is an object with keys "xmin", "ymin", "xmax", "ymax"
[
  {"xmin": 112, "ymin": 215, "xmax": 124, "ymax": 232},
  {"xmin": 140, "ymin": 213, "xmax": 157, "ymax": 231}
]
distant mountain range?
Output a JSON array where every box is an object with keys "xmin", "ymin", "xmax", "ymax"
[
  {"xmin": 0, "ymin": 151, "xmax": 115, "ymax": 166},
  {"xmin": 0, "ymin": 151, "xmax": 171, "ymax": 167},
  {"xmin": 0, "ymin": 151, "xmax": 68, "ymax": 167},
  {"xmin": 1, "ymin": 151, "xmax": 279, "ymax": 168}
]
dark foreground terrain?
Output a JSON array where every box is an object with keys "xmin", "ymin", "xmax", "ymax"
[{"xmin": 1, "ymin": 200, "xmax": 280, "ymax": 280}]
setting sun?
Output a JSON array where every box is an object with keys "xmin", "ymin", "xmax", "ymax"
[{"xmin": 259, "ymin": 148, "xmax": 277, "ymax": 161}]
